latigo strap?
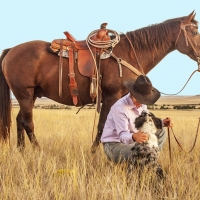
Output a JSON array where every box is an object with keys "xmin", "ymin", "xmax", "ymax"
[{"xmin": 68, "ymin": 47, "xmax": 78, "ymax": 105}]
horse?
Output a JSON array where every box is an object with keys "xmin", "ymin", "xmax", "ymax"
[{"xmin": 0, "ymin": 11, "xmax": 200, "ymax": 152}]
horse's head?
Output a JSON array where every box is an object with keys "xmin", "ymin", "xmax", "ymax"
[{"xmin": 175, "ymin": 11, "xmax": 200, "ymax": 64}]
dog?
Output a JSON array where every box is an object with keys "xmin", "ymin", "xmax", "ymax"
[
  {"xmin": 128, "ymin": 111, "xmax": 164, "ymax": 179},
  {"xmin": 134, "ymin": 110, "xmax": 162, "ymax": 149}
]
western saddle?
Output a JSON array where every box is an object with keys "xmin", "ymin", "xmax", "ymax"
[{"xmin": 50, "ymin": 23, "xmax": 118, "ymax": 107}]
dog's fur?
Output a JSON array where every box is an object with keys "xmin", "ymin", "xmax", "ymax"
[{"xmin": 128, "ymin": 111, "xmax": 164, "ymax": 178}]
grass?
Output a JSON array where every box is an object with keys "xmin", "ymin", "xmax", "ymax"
[{"xmin": 0, "ymin": 108, "xmax": 200, "ymax": 199}]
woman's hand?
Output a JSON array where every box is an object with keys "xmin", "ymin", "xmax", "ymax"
[
  {"xmin": 163, "ymin": 117, "xmax": 174, "ymax": 127},
  {"xmin": 132, "ymin": 130, "xmax": 148, "ymax": 143}
]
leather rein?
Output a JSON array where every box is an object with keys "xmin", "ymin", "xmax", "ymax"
[
  {"xmin": 164, "ymin": 23, "xmax": 200, "ymax": 163},
  {"xmin": 167, "ymin": 118, "xmax": 200, "ymax": 164}
]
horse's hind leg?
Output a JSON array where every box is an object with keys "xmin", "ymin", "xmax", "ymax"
[
  {"xmin": 16, "ymin": 110, "xmax": 25, "ymax": 149},
  {"xmin": 17, "ymin": 95, "xmax": 40, "ymax": 149}
]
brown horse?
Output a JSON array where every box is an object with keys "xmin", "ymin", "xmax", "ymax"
[{"xmin": 0, "ymin": 11, "xmax": 200, "ymax": 151}]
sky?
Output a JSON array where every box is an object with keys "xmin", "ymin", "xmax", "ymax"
[{"xmin": 1, "ymin": 0, "xmax": 200, "ymax": 96}]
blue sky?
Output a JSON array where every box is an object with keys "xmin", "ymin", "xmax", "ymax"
[{"xmin": 1, "ymin": 0, "xmax": 200, "ymax": 95}]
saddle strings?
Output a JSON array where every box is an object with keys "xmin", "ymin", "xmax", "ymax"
[
  {"xmin": 86, "ymin": 29, "xmax": 120, "ymax": 111},
  {"xmin": 86, "ymin": 29, "xmax": 120, "ymax": 143}
]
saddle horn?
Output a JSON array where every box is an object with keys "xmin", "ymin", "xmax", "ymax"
[{"xmin": 100, "ymin": 23, "xmax": 108, "ymax": 29}]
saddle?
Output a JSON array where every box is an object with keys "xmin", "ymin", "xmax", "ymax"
[{"xmin": 49, "ymin": 23, "xmax": 112, "ymax": 106}]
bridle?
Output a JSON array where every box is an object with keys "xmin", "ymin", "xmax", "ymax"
[
  {"xmin": 160, "ymin": 22, "xmax": 200, "ymax": 95},
  {"xmin": 175, "ymin": 21, "xmax": 200, "ymax": 69}
]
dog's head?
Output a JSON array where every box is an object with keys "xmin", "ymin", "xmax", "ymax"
[{"xmin": 134, "ymin": 111, "xmax": 162, "ymax": 130}]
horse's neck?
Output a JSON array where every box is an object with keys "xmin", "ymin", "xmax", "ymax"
[
  {"xmin": 127, "ymin": 28, "xmax": 177, "ymax": 74},
  {"xmin": 141, "ymin": 46, "xmax": 175, "ymax": 74}
]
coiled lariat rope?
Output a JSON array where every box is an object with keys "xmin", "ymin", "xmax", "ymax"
[
  {"xmin": 86, "ymin": 29, "xmax": 120, "ymax": 49},
  {"xmin": 86, "ymin": 29, "xmax": 120, "ymax": 143}
]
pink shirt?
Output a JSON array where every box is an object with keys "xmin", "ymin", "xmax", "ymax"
[{"xmin": 101, "ymin": 93, "xmax": 148, "ymax": 144}]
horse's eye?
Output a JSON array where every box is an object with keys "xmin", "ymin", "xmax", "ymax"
[{"xmin": 192, "ymin": 31, "xmax": 198, "ymax": 36}]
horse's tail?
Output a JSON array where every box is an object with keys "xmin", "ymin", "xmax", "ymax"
[{"xmin": 0, "ymin": 48, "xmax": 12, "ymax": 143}]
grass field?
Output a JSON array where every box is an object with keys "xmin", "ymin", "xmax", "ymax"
[{"xmin": 0, "ymin": 107, "xmax": 200, "ymax": 200}]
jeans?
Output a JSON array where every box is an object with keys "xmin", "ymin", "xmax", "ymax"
[{"xmin": 103, "ymin": 128, "xmax": 166, "ymax": 164}]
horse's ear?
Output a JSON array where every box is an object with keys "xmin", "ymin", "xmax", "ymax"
[
  {"xmin": 183, "ymin": 10, "xmax": 196, "ymax": 23},
  {"xmin": 192, "ymin": 13, "xmax": 196, "ymax": 21}
]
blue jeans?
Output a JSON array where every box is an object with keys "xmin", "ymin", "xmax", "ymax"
[{"xmin": 103, "ymin": 128, "xmax": 166, "ymax": 164}]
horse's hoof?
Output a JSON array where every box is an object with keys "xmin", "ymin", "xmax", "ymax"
[
  {"xmin": 33, "ymin": 145, "xmax": 41, "ymax": 151},
  {"xmin": 91, "ymin": 144, "xmax": 98, "ymax": 154},
  {"xmin": 17, "ymin": 144, "xmax": 25, "ymax": 153}
]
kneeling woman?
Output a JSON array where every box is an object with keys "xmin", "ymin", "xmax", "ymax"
[{"xmin": 101, "ymin": 75, "xmax": 173, "ymax": 169}]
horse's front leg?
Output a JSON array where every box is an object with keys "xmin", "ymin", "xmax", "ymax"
[{"xmin": 91, "ymin": 95, "xmax": 119, "ymax": 153}]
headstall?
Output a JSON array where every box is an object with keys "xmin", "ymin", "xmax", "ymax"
[{"xmin": 175, "ymin": 22, "xmax": 200, "ymax": 70}]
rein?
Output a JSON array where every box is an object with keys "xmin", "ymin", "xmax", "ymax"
[
  {"xmin": 163, "ymin": 22, "xmax": 200, "ymax": 163},
  {"xmin": 160, "ymin": 68, "xmax": 200, "ymax": 95},
  {"xmin": 167, "ymin": 117, "xmax": 200, "ymax": 163}
]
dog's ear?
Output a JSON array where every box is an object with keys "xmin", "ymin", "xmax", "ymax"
[
  {"xmin": 134, "ymin": 116, "xmax": 146, "ymax": 129},
  {"xmin": 149, "ymin": 112, "xmax": 155, "ymax": 118},
  {"xmin": 152, "ymin": 117, "xmax": 163, "ymax": 129},
  {"xmin": 141, "ymin": 110, "xmax": 147, "ymax": 117},
  {"xmin": 149, "ymin": 112, "xmax": 162, "ymax": 129}
]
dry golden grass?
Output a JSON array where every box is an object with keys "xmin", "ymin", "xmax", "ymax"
[{"xmin": 0, "ymin": 108, "xmax": 200, "ymax": 200}]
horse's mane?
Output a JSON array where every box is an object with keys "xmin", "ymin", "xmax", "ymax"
[{"xmin": 126, "ymin": 16, "xmax": 198, "ymax": 58}]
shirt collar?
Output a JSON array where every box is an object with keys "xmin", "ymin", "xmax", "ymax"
[
  {"xmin": 126, "ymin": 93, "xmax": 136, "ymax": 109},
  {"xmin": 126, "ymin": 93, "xmax": 144, "ymax": 110}
]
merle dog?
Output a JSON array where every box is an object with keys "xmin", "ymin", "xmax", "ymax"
[{"xmin": 128, "ymin": 111, "xmax": 164, "ymax": 179}]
